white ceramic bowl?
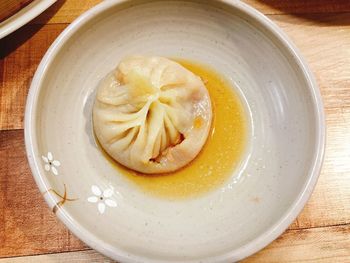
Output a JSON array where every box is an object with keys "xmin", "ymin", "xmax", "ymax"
[
  {"xmin": 25, "ymin": 0, "xmax": 325, "ymax": 262},
  {"xmin": 0, "ymin": 0, "xmax": 56, "ymax": 39}
]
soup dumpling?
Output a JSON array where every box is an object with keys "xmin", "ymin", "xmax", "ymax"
[{"xmin": 93, "ymin": 56, "xmax": 212, "ymax": 174}]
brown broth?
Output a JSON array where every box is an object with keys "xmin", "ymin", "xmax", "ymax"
[{"xmin": 102, "ymin": 59, "xmax": 247, "ymax": 199}]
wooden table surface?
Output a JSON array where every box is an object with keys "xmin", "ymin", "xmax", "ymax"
[{"xmin": 1, "ymin": 0, "xmax": 350, "ymax": 262}]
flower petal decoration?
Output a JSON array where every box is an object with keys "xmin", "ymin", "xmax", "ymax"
[
  {"xmin": 98, "ymin": 202, "xmax": 106, "ymax": 214},
  {"xmin": 51, "ymin": 166, "xmax": 58, "ymax": 176},
  {"xmin": 91, "ymin": 185, "xmax": 102, "ymax": 196},
  {"xmin": 52, "ymin": 160, "xmax": 61, "ymax": 166},
  {"xmin": 87, "ymin": 185, "xmax": 117, "ymax": 214},
  {"xmin": 103, "ymin": 188, "xmax": 113, "ymax": 198},
  {"xmin": 87, "ymin": 196, "xmax": 98, "ymax": 203},
  {"xmin": 48, "ymin": 152, "xmax": 53, "ymax": 161},
  {"xmin": 42, "ymin": 152, "xmax": 61, "ymax": 176},
  {"xmin": 44, "ymin": 164, "xmax": 50, "ymax": 171}
]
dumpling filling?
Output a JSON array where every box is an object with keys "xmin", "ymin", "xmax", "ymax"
[{"xmin": 93, "ymin": 56, "xmax": 212, "ymax": 174}]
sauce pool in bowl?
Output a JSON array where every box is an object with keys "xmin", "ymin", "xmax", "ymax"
[{"xmin": 98, "ymin": 59, "xmax": 248, "ymax": 199}]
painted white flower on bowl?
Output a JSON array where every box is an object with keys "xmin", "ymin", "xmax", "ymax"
[
  {"xmin": 87, "ymin": 185, "xmax": 117, "ymax": 214},
  {"xmin": 42, "ymin": 152, "xmax": 61, "ymax": 175}
]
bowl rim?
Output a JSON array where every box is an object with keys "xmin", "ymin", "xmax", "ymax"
[
  {"xmin": 0, "ymin": 0, "xmax": 57, "ymax": 39},
  {"xmin": 24, "ymin": 0, "xmax": 326, "ymax": 262}
]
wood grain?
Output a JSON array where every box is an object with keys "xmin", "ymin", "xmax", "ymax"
[
  {"xmin": 0, "ymin": 24, "xmax": 67, "ymax": 130},
  {"xmin": 0, "ymin": 225, "xmax": 349, "ymax": 262},
  {"xmin": 243, "ymin": 225, "xmax": 350, "ymax": 263},
  {"xmin": 28, "ymin": 0, "xmax": 350, "ymax": 25},
  {"xmin": 0, "ymin": 130, "xmax": 87, "ymax": 258},
  {"xmin": 30, "ymin": 0, "xmax": 102, "ymax": 25},
  {"xmin": 0, "ymin": 0, "xmax": 34, "ymax": 22},
  {"xmin": 244, "ymin": 0, "xmax": 350, "ymax": 15}
]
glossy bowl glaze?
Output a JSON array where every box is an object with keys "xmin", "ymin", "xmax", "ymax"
[{"xmin": 25, "ymin": 0, "xmax": 325, "ymax": 262}]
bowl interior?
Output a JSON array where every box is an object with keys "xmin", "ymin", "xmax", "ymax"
[{"xmin": 28, "ymin": 0, "xmax": 322, "ymax": 262}]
